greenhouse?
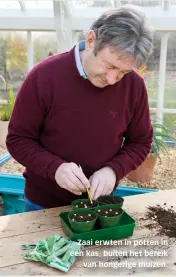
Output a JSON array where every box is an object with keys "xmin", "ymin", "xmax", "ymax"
[
  {"xmin": 0, "ymin": 1, "xmax": 176, "ymax": 275},
  {"xmin": 0, "ymin": 1, "xmax": 176, "ymax": 118}
]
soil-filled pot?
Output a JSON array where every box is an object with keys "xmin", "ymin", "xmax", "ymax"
[
  {"xmin": 68, "ymin": 208, "xmax": 98, "ymax": 233},
  {"xmin": 126, "ymin": 154, "xmax": 157, "ymax": 182},
  {"xmin": 95, "ymin": 204, "xmax": 123, "ymax": 229},
  {"xmin": 71, "ymin": 198, "xmax": 99, "ymax": 210},
  {"xmin": 98, "ymin": 195, "xmax": 124, "ymax": 208}
]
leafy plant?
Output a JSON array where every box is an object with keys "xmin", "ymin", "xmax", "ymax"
[
  {"xmin": 151, "ymin": 122, "xmax": 175, "ymax": 160},
  {"xmin": 0, "ymin": 85, "xmax": 15, "ymax": 121}
]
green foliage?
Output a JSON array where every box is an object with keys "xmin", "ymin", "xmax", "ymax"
[
  {"xmin": 0, "ymin": 85, "xmax": 15, "ymax": 121},
  {"xmin": 151, "ymin": 122, "xmax": 175, "ymax": 159}
]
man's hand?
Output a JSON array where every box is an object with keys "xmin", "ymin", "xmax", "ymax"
[
  {"xmin": 89, "ymin": 167, "xmax": 116, "ymax": 200},
  {"xmin": 55, "ymin": 162, "xmax": 90, "ymax": 195}
]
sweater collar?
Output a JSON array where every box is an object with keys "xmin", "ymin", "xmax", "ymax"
[{"xmin": 74, "ymin": 40, "xmax": 87, "ymax": 79}]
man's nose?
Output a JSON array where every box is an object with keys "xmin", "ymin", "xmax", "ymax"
[{"xmin": 106, "ymin": 71, "xmax": 118, "ymax": 85}]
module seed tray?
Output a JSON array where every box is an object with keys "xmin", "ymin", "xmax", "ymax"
[{"xmin": 59, "ymin": 210, "xmax": 136, "ymax": 243}]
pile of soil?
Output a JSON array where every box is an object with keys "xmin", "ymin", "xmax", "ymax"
[
  {"xmin": 98, "ymin": 196, "xmax": 123, "ymax": 204},
  {"xmin": 70, "ymin": 212, "xmax": 95, "ymax": 222},
  {"xmin": 96, "ymin": 207, "xmax": 122, "ymax": 217},
  {"xmin": 144, "ymin": 204, "xmax": 176, "ymax": 238}
]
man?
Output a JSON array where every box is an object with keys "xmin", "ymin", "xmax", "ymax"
[{"xmin": 6, "ymin": 5, "xmax": 153, "ymax": 212}]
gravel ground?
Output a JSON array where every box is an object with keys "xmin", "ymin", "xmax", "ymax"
[
  {"xmin": 0, "ymin": 145, "xmax": 176, "ymax": 190},
  {"xmin": 119, "ymin": 146, "xmax": 176, "ymax": 190},
  {"xmin": 0, "ymin": 146, "xmax": 7, "ymax": 156}
]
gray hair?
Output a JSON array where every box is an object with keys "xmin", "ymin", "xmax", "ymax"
[{"xmin": 90, "ymin": 4, "xmax": 154, "ymax": 67}]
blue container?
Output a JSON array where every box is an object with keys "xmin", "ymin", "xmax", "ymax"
[
  {"xmin": 113, "ymin": 186, "xmax": 158, "ymax": 197},
  {"xmin": 0, "ymin": 173, "xmax": 24, "ymax": 195},
  {"xmin": 2, "ymin": 194, "xmax": 25, "ymax": 214},
  {"xmin": 0, "ymin": 152, "xmax": 11, "ymax": 166},
  {"xmin": 0, "ymin": 173, "xmax": 158, "ymax": 215},
  {"xmin": 0, "ymin": 173, "xmax": 25, "ymax": 215}
]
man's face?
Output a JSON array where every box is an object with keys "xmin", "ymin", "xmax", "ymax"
[{"xmin": 83, "ymin": 31, "xmax": 137, "ymax": 88}]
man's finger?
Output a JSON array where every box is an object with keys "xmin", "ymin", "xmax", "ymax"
[
  {"xmin": 102, "ymin": 184, "xmax": 110, "ymax": 195},
  {"xmin": 67, "ymin": 173, "xmax": 86, "ymax": 192},
  {"xmin": 63, "ymin": 179, "xmax": 82, "ymax": 195},
  {"xmin": 74, "ymin": 167, "xmax": 90, "ymax": 189},
  {"xmin": 94, "ymin": 180, "xmax": 105, "ymax": 200}
]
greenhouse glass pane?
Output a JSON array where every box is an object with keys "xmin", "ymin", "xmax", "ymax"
[
  {"xmin": 0, "ymin": 1, "xmax": 20, "ymax": 9},
  {"xmin": 24, "ymin": 0, "xmax": 53, "ymax": 9},
  {"xmin": 0, "ymin": 31, "xmax": 28, "ymax": 98},
  {"xmin": 73, "ymin": 0, "xmax": 113, "ymax": 7},
  {"xmin": 145, "ymin": 32, "xmax": 162, "ymax": 109},
  {"xmin": 163, "ymin": 113, "xmax": 176, "ymax": 138},
  {"xmin": 73, "ymin": 1, "xmax": 96, "ymax": 7},
  {"xmin": 164, "ymin": 32, "xmax": 176, "ymax": 110},
  {"xmin": 171, "ymin": 0, "xmax": 176, "ymax": 7},
  {"xmin": 120, "ymin": 1, "xmax": 162, "ymax": 7},
  {"xmin": 33, "ymin": 31, "xmax": 58, "ymax": 64}
]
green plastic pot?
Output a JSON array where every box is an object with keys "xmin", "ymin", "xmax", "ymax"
[
  {"xmin": 71, "ymin": 198, "xmax": 99, "ymax": 210},
  {"xmin": 95, "ymin": 204, "xmax": 123, "ymax": 229},
  {"xmin": 68, "ymin": 208, "xmax": 98, "ymax": 233},
  {"xmin": 98, "ymin": 195, "xmax": 124, "ymax": 208}
]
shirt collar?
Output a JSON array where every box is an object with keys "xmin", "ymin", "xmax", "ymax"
[{"xmin": 74, "ymin": 40, "xmax": 87, "ymax": 79}]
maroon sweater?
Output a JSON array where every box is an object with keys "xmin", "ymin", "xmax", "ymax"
[{"xmin": 6, "ymin": 47, "xmax": 153, "ymax": 208}]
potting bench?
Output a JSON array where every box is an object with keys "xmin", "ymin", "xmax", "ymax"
[{"xmin": 0, "ymin": 189, "xmax": 175, "ymax": 275}]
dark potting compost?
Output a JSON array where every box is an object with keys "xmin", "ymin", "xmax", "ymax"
[{"xmin": 144, "ymin": 204, "xmax": 176, "ymax": 238}]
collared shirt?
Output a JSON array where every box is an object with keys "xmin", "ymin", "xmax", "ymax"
[{"xmin": 74, "ymin": 40, "xmax": 87, "ymax": 79}]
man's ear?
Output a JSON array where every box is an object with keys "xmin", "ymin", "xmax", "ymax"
[{"xmin": 85, "ymin": 30, "xmax": 96, "ymax": 51}]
